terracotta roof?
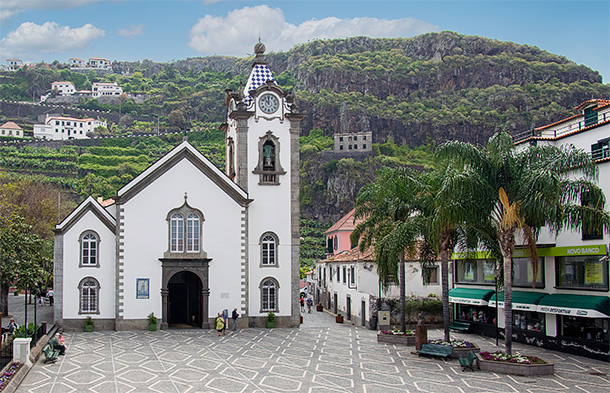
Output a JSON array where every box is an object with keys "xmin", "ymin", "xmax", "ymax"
[
  {"xmin": 6, "ymin": 58, "xmax": 21, "ymax": 61},
  {"xmin": 322, "ymin": 246, "xmax": 375, "ymax": 263},
  {"xmin": 534, "ymin": 114, "xmax": 581, "ymax": 131},
  {"xmin": 574, "ymin": 99, "xmax": 610, "ymax": 111},
  {"xmin": 325, "ymin": 208, "xmax": 360, "ymax": 234},
  {"xmin": 0, "ymin": 121, "xmax": 22, "ymax": 130},
  {"xmin": 70, "ymin": 57, "xmax": 83, "ymax": 61}
]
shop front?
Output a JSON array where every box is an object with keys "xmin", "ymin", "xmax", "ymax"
[
  {"xmin": 449, "ymin": 287, "xmax": 497, "ymax": 336},
  {"xmin": 489, "ymin": 291, "xmax": 548, "ymax": 333}
]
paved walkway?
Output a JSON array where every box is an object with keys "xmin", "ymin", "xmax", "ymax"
[{"xmin": 17, "ymin": 309, "xmax": 610, "ymax": 393}]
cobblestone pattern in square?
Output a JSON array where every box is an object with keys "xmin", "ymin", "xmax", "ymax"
[{"xmin": 18, "ymin": 316, "xmax": 610, "ymax": 393}]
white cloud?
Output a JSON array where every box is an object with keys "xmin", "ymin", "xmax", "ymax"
[
  {"xmin": 0, "ymin": 0, "xmax": 98, "ymax": 20},
  {"xmin": 189, "ymin": 5, "xmax": 439, "ymax": 56},
  {"xmin": 117, "ymin": 24, "xmax": 144, "ymax": 38},
  {"xmin": 0, "ymin": 22, "xmax": 105, "ymax": 58}
]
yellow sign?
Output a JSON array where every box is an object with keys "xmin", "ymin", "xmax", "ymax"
[{"xmin": 585, "ymin": 261, "xmax": 603, "ymax": 284}]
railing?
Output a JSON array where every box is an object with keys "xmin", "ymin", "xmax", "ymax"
[
  {"xmin": 29, "ymin": 324, "xmax": 46, "ymax": 349},
  {"xmin": 513, "ymin": 110, "xmax": 610, "ymax": 144}
]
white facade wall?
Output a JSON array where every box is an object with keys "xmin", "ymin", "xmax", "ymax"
[
  {"xmin": 61, "ymin": 211, "xmax": 116, "ymax": 320},
  {"xmin": 33, "ymin": 117, "xmax": 105, "ymax": 140},
  {"xmin": 92, "ymin": 82, "xmax": 123, "ymax": 98},
  {"xmin": 51, "ymin": 82, "xmax": 76, "ymax": 96},
  {"xmin": 246, "ymin": 111, "xmax": 294, "ymax": 318},
  {"xmin": 119, "ymin": 160, "xmax": 244, "ymax": 321}
]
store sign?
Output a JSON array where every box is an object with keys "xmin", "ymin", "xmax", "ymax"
[
  {"xmin": 449, "ymin": 297, "xmax": 487, "ymax": 305},
  {"xmin": 537, "ymin": 305, "xmax": 607, "ymax": 318},
  {"xmin": 453, "ymin": 244, "xmax": 606, "ymax": 259},
  {"xmin": 488, "ymin": 301, "xmax": 537, "ymax": 311}
]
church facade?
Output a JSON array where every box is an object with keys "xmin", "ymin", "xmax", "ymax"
[{"xmin": 53, "ymin": 44, "xmax": 303, "ymax": 330}]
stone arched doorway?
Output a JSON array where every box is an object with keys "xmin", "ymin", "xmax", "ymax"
[
  {"xmin": 160, "ymin": 258, "xmax": 210, "ymax": 329},
  {"xmin": 167, "ymin": 271, "xmax": 202, "ymax": 327}
]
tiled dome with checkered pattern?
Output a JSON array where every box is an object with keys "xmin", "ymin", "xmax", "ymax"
[{"xmin": 243, "ymin": 64, "xmax": 277, "ymax": 105}]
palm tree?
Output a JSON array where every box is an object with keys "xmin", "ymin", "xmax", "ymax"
[
  {"xmin": 437, "ymin": 131, "xmax": 610, "ymax": 354},
  {"xmin": 351, "ymin": 167, "xmax": 424, "ymax": 333},
  {"xmin": 419, "ymin": 166, "xmax": 493, "ymax": 342}
]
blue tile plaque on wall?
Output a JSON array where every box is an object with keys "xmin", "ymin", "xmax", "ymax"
[{"xmin": 136, "ymin": 278, "xmax": 149, "ymax": 299}]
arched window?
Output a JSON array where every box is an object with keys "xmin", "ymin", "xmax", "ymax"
[
  {"xmin": 79, "ymin": 277, "xmax": 100, "ymax": 314},
  {"xmin": 80, "ymin": 231, "xmax": 99, "ymax": 267},
  {"xmin": 253, "ymin": 131, "xmax": 285, "ymax": 185},
  {"xmin": 170, "ymin": 213, "xmax": 184, "ymax": 252},
  {"xmin": 260, "ymin": 278, "xmax": 279, "ymax": 312},
  {"xmin": 187, "ymin": 213, "xmax": 200, "ymax": 252},
  {"xmin": 260, "ymin": 232, "xmax": 278, "ymax": 266}
]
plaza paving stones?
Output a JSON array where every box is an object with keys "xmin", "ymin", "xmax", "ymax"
[{"xmin": 18, "ymin": 311, "xmax": 610, "ymax": 392}]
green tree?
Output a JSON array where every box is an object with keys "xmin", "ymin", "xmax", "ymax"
[
  {"xmin": 351, "ymin": 167, "xmax": 424, "ymax": 332},
  {"xmin": 437, "ymin": 131, "xmax": 610, "ymax": 354},
  {"xmin": 0, "ymin": 214, "xmax": 49, "ymax": 315}
]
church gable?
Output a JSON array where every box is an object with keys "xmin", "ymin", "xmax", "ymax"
[
  {"xmin": 116, "ymin": 141, "xmax": 249, "ymax": 205},
  {"xmin": 55, "ymin": 195, "xmax": 116, "ymax": 234}
]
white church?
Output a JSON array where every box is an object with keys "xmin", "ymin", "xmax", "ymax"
[{"xmin": 53, "ymin": 43, "xmax": 303, "ymax": 330}]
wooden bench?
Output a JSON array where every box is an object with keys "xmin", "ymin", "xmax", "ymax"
[
  {"xmin": 459, "ymin": 350, "xmax": 478, "ymax": 371},
  {"xmin": 42, "ymin": 345, "xmax": 60, "ymax": 364},
  {"xmin": 450, "ymin": 321, "xmax": 470, "ymax": 332},
  {"xmin": 415, "ymin": 344, "xmax": 453, "ymax": 359}
]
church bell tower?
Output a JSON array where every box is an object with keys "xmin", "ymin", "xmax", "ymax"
[{"xmin": 223, "ymin": 43, "xmax": 304, "ymax": 327}]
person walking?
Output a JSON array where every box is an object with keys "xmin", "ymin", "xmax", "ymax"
[
  {"xmin": 306, "ymin": 297, "xmax": 313, "ymax": 313},
  {"xmin": 300, "ymin": 297, "xmax": 305, "ymax": 313},
  {"xmin": 47, "ymin": 289, "xmax": 54, "ymax": 306},
  {"xmin": 231, "ymin": 308, "xmax": 239, "ymax": 331}
]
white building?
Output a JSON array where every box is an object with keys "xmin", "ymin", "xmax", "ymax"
[
  {"xmin": 51, "ymin": 82, "xmax": 76, "ymax": 96},
  {"xmin": 69, "ymin": 58, "xmax": 85, "ymax": 68},
  {"xmin": 87, "ymin": 57, "xmax": 111, "ymax": 69},
  {"xmin": 316, "ymin": 209, "xmax": 442, "ymax": 327},
  {"xmin": 33, "ymin": 115, "xmax": 106, "ymax": 140},
  {"xmin": 450, "ymin": 99, "xmax": 610, "ymax": 362},
  {"xmin": 6, "ymin": 58, "xmax": 23, "ymax": 71},
  {"xmin": 53, "ymin": 43, "xmax": 303, "ymax": 331},
  {"xmin": 92, "ymin": 82, "xmax": 123, "ymax": 98},
  {"xmin": 0, "ymin": 121, "xmax": 24, "ymax": 138}
]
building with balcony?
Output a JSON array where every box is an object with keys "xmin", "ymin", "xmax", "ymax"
[
  {"xmin": 6, "ymin": 58, "xmax": 23, "ymax": 71},
  {"xmin": 51, "ymin": 82, "xmax": 76, "ymax": 96},
  {"xmin": 92, "ymin": 82, "xmax": 123, "ymax": 98},
  {"xmin": 451, "ymin": 99, "xmax": 610, "ymax": 362}
]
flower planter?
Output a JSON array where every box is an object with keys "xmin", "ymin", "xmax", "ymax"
[
  {"xmin": 85, "ymin": 325, "xmax": 93, "ymax": 332},
  {"xmin": 266, "ymin": 322, "xmax": 274, "ymax": 329},
  {"xmin": 336, "ymin": 315, "xmax": 343, "ymax": 323},
  {"xmin": 149, "ymin": 323, "xmax": 157, "ymax": 331},
  {"xmin": 316, "ymin": 305, "xmax": 323, "ymax": 312},
  {"xmin": 377, "ymin": 333, "xmax": 416, "ymax": 346},
  {"xmin": 476, "ymin": 354, "xmax": 554, "ymax": 376},
  {"xmin": 450, "ymin": 346, "xmax": 480, "ymax": 359}
]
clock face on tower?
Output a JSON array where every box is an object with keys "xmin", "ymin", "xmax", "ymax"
[{"xmin": 259, "ymin": 93, "xmax": 279, "ymax": 114}]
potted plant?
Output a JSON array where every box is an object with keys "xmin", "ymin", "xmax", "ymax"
[
  {"xmin": 477, "ymin": 351, "xmax": 554, "ymax": 376},
  {"xmin": 427, "ymin": 339, "xmax": 480, "ymax": 359},
  {"xmin": 377, "ymin": 328, "xmax": 416, "ymax": 345},
  {"xmin": 148, "ymin": 312, "xmax": 157, "ymax": 331},
  {"xmin": 316, "ymin": 303, "xmax": 323, "ymax": 312},
  {"xmin": 336, "ymin": 313, "xmax": 343, "ymax": 323},
  {"xmin": 267, "ymin": 311, "xmax": 275, "ymax": 328},
  {"xmin": 84, "ymin": 316, "xmax": 94, "ymax": 332}
]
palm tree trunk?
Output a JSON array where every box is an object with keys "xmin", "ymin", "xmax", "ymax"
[
  {"xmin": 502, "ymin": 252, "xmax": 513, "ymax": 355},
  {"xmin": 399, "ymin": 253, "xmax": 406, "ymax": 333},
  {"xmin": 440, "ymin": 248, "xmax": 450, "ymax": 342}
]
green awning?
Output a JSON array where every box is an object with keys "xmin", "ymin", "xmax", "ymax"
[
  {"xmin": 449, "ymin": 288, "xmax": 495, "ymax": 305},
  {"xmin": 537, "ymin": 294, "xmax": 610, "ymax": 318},
  {"xmin": 489, "ymin": 291, "xmax": 547, "ymax": 311}
]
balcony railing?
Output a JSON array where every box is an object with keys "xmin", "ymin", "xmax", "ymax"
[{"xmin": 513, "ymin": 110, "xmax": 610, "ymax": 144}]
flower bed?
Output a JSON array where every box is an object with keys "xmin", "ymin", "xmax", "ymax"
[
  {"xmin": 377, "ymin": 329, "xmax": 416, "ymax": 346},
  {"xmin": 427, "ymin": 339, "xmax": 480, "ymax": 359},
  {"xmin": 0, "ymin": 362, "xmax": 22, "ymax": 392},
  {"xmin": 477, "ymin": 351, "xmax": 554, "ymax": 376}
]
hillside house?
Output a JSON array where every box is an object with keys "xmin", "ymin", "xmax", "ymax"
[
  {"xmin": 6, "ymin": 58, "xmax": 23, "ymax": 71},
  {"xmin": 51, "ymin": 82, "xmax": 76, "ymax": 96},
  {"xmin": 33, "ymin": 115, "xmax": 106, "ymax": 140},
  {"xmin": 87, "ymin": 57, "xmax": 111, "ymax": 69},
  {"xmin": 92, "ymin": 82, "xmax": 123, "ymax": 98},
  {"xmin": 0, "ymin": 121, "xmax": 24, "ymax": 138}
]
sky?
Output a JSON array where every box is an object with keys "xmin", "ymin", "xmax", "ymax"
[{"xmin": 1, "ymin": 0, "xmax": 609, "ymax": 83}]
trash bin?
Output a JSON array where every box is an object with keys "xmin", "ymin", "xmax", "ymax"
[{"xmin": 369, "ymin": 315, "xmax": 378, "ymax": 330}]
